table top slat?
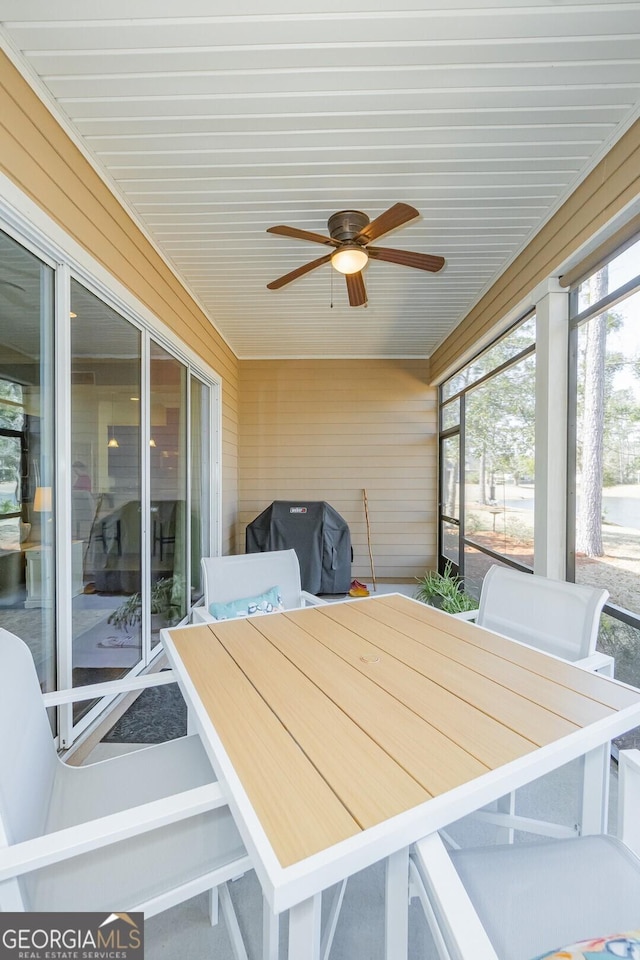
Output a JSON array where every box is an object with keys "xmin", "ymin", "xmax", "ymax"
[
  {"xmin": 284, "ymin": 606, "xmax": 537, "ymax": 770},
  {"xmin": 252, "ymin": 611, "xmax": 490, "ymax": 797},
  {"xmin": 211, "ymin": 617, "xmax": 429, "ymax": 829},
  {"xmin": 348, "ymin": 599, "xmax": 614, "ymax": 728},
  {"xmin": 318, "ymin": 602, "xmax": 581, "ymax": 744},
  {"xmin": 379, "ymin": 595, "xmax": 639, "ymax": 711},
  {"xmin": 169, "ymin": 624, "xmax": 360, "ymax": 866}
]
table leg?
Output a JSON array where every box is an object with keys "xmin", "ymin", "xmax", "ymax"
[
  {"xmin": 263, "ymin": 895, "xmax": 279, "ymax": 960},
  {"xmin": 288, "ymin": 893, "xmax": 321, "ymax": 960},
  {"xmin": 385, "ymin": 847, "xmax": 409, "ymax": 960},
  {"xmin": 580, "ymin": 743, "xmax": 610, "ymax": 835}
]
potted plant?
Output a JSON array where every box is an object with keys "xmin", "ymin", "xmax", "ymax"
[
  {"xmin": 414, "ymin": 561, "xmax": 477, "ymax": 614},
  {"xmin": 108, "ymin": 577, "xmax": 183, "ymax": 632}
]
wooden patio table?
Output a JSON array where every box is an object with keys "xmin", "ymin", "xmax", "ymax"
[{"xmin": 162, "ymin": 593, "xmax": 640, "ymax": 960}]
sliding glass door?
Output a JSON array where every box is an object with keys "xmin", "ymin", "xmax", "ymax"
[
  {"xmin": 0, "ymin": 216, "xmax": 219, "ymax": 744},
  {"xmin": 0, "ymin": 229, "xmax": 55, "ymax": 695},
  {"xmin": 70, "ymin": 281, "xmax": 142, "ymax": 720},
  {"xmin": 149, "ymin": 340, "xmax": 187, "ymax": 646}
]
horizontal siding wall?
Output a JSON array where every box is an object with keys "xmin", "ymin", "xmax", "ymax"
[
  {"xmin": 239, "ymin": 359, "xmax": 437, "ymax": 582},
  {"xmin": 430, "ymin": 118, "xmax": 640, "ymax": 384},
  {"xmin": 0, "ymin": 51, "xmax": 239, "ymax": 550}
]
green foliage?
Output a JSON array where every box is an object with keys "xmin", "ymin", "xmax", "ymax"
[
  {"xmin": 465, "ymin": 353, "xmax": 536, "ymax": 494},
  {"xmin": 598, "ymin": 614, "xmax": 640, "ymax": 690},
  {"xmin": 465, "ymin": 512, "xmax": 482, "ymax": 534},
  {"xmin": 108, "ymin": 577, "xmax": 183, "ymax": 630},
  {"xmin": 414, "ymin": 561, "xmax": 477, "ymax": 614},
  {"xmin": 504, "ymin": 516, "xmax": 533, "ymax": 545}
]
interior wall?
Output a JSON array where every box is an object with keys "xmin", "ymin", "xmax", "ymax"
[
  {"xmin": 238, "ymin": 359, "xmax": 436, "ymax": 583},
  {"xmin": 0, "ymin": 51, "xmax": 239, "ymax": 552},
  {"xmin": 430, "ymin": 118, "xmax": 640, "ymax": 384}
]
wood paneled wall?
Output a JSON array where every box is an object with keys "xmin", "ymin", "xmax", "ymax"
[
  {"xmin": 0, "ymin": 51, "xmax": 239, "ymax": 551},
  {"xmin": 430, "ymin": 118, "xmax": 640, "ymax": 384},
  {"xmin": 238, "ymin": 359, "xmax": 436, "ymax": 582}
]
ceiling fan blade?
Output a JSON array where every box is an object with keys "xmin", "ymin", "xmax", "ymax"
[
  {"xmin": 367, "ymin": 246, "xmax": 445, "ymax": 273},
  {"xmin": 346, "ymin": 271, "xmax": 367, "ymax": 307},
  {"xmin": 354, "ymin": 203, "xmax": 419, "ymax": 244},
  {"xmin": 267, "ymin": 253, "xmax": 333, "ymax": 289},
  {"xmin": 267, "ymin": 225, "xmax": 339, "ymax": 246}
]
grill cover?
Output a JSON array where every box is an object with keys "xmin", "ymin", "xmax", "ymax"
[{"xmin": 245, "ymin": 500, "xmax": 351, "ymax": 594}]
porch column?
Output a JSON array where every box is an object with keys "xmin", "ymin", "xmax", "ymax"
[{"xmin": 534, "ymin": 280, "xmax": 569, "ymax": 579}]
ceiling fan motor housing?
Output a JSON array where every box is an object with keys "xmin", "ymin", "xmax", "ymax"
[{"xmin": 327, "ymin": 210, "xmax": 370, "ymax": 243}]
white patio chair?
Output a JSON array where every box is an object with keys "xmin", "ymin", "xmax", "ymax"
[
  {"xmin": 455, "ymin": 564, "xmax": 613, "ymax": 675},
  {"xmin": 410, "ymin": 749, "xmax": 640, "ymax": 960},
  {"xmin": 449, "ymin": 565, "xmax": 612, "ymax": 846},
  {"xmin": 193, "ymin": 548, "xmax": 327, "ymax": 623},
  {"xmin": 0, "ymin": 627, "xmax": 252, "ymax": 960}
]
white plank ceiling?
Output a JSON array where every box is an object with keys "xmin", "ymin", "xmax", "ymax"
[{"xmin": 1, "ymin": 1, "xmax": 640, "ymax": 359}]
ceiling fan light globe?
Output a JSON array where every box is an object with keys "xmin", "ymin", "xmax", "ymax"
[{"xmin": 331, "ymin": 244, "xmax": 369, "ymax": 275}]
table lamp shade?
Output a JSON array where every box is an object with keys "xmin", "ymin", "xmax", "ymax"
[{"xmin": 33, "ymin": 486, "xmax": 52, "ymax": 513}]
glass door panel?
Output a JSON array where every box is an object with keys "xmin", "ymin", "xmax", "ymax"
[
  {"xmin": 150, "ymin": 341, "xmax": 187, "ymax": 644},
  {"xmin": 0, "ymin": 229, "xmax": 55, "ymax": 694},
  {"xmin": 70, "ymin": 281, "xmax": 142, "ymax": 718},
  {"xmin": 190, "ymin": 376, "xmax": 210, "ymax": 603}
]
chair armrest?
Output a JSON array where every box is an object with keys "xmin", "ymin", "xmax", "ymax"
[
  {"xmin": 42, "ymin": 671, "xmax": 176, "ymax": 707},
  {"xmin": 411, "ymin": 833, "xmax": 499, "ymax": 960},
  {"xmin": 451, "ymin": 609, "xmax": 478, "ymax": 622},
  {"xmin": 192, "ymin": 606, "xmax": 214, "ymax": 624},
  {"xmin": 0, "ymin": 784, "xmax": 234, "ymax": 883},
  {"xmin": 301, "ymin": 591, "xmax": 328, "ymax": 607},
  {"xmin": 574, "ymin": 651, "xmax": 615, "ymax": 676}
]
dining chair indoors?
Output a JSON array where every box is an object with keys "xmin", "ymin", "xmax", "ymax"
[
  {"xmin": 409, "ymin": 749, "xmax": 640, "ymax": 960},
  {"xmin": 455, "ymin": 564, "xmax": 613, "ymax": 675},
  {"xmin": 193, "ymin": 548, "xmax": 327, "ymax": 623},
  {"xmin": 0, "ymin": 627, "xmax": 252, "ymax": 960}
]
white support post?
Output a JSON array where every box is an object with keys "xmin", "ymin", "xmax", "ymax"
[
  {"xmin": 580, "ymin": 743, "xmax": 610, "ymax": 835},
  {"xmin": 618, "ymin": 749, "xmax": 640, "ymax": 855},
  {"xmin": 262, "ymin": 895, "xmax": 280, "ymax": 960},
  {"xmin": 218, "ymin": 882, "xmax": 250, "ymax": 960},
  {"xmin": 533, "ymin": 280, "xmax": 569, "ymax": 580},
  {"xmin": 209, "ymin": 885, "xmax": 219, "ymax": 926},
  {"xmin": 385, "ymin": 847, "xmax": 409, "ymax": 960},
  {"xmin": 288, "ymin": 894, "xmax": 322, "ymax": 960},
  {"xmin": 491, "ymin": 792, "xmax": 515, "ymax": 844}
]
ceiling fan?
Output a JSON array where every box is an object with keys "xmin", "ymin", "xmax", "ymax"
[{"xmin": 266, "ymin": 203, "xmax": 445, "ymax": 307}]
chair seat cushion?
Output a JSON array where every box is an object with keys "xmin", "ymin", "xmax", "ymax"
[
  {"xmin": 451, "ymin": 836, "xmax": 640, "ymax": 960},
  {"xmin": 209, "ymin": 585, "xmax": 284, "ymax": 620},
  {"xmin": 532, "ymin": 929, "xmax": 640, "ymax": 960},
  {"xmin": 25, "ymin": 736, "xmax": 246, "ymax": 912},
  {"xmin": 24, "ymin": 807, "xmax": 246, "ymax": 913}
]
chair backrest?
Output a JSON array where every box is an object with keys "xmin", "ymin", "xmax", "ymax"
[
  {"xmin": 0, "ymin": 629, "xmax": 59, "ymax": 848},
  {"xmin": 201, "ymin": 549, "xmax": 304, "ymax": 611},
  {"xmin": 476, "ymin": 565, "xmax": 609, "ymax": 661}
]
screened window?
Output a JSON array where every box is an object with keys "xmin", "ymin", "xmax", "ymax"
[
  {"xmin": 569, "ymin": 237, "xmax": 640, "ymax": 686},
  {"xmin": 439, "ymin": 315, "xmax": 536, "ymax": 595}
]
